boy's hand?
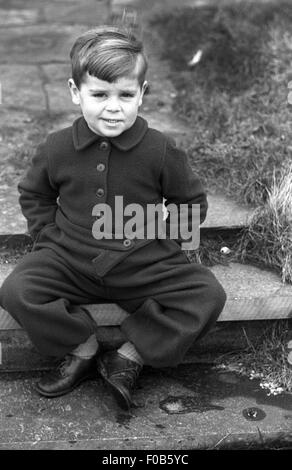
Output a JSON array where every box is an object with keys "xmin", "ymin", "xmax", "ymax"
[{"xmin": 18, "ymin": 141, "xmax": 58, "ymax": 236}]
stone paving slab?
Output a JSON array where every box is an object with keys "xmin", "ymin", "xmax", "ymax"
[
  {"xmin": 42, "ymin": 63, "xmax": 72, "ymax": 83},
  {"xmin": 211, "ymin": 263, "xmax": 292, "ymax": 320},
  {"xmin": 0, "ymin": 186, "xmax": 27, "ymax": 234},
  {"xmin": 41, "ymin": 64, "xmax": 78, "ymax": 113},
  {"xmin": 44, "ymin": 83, "xmax": 79, "ymax": 114},
  {"xmin": 0, "ymin": 0, "xmax": 108, "ymax": 29},
  {"xmin": 0, "ymin": 0, "xmax": 58, "ymax": 7},
  {"xmin": 0, "ymin": 24, "xmax": 86, "ymax": 64},
  {"xmin": 203, "ymin": 194, "xmax": 253, "ymax": 228},
  {"xmin": 43, "ymin": 0, "xmax": 109, "ymax": 26},
  {"xmin": 0, "ymin": 364, "xmax": 290, "ymax": 449},
  {"xmin": 0, "ymin": 8, "xmax": 39, "ymax": 26},
  {"xmin": 0, "ymin": 65, "xmax": 46, "ymax": 111}
]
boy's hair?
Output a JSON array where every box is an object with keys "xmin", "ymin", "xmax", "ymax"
[{"xmin": 70, "ymin": 26, "xmax": 148, "ymax": 89}]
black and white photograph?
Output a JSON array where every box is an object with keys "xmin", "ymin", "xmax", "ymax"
[{"xmin": 0, "ymin": 0, "xmax": 291, "ymax": 455}]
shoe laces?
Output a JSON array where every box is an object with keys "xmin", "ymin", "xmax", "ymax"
[
  {"xmin": 57, "ymin": 354, "xmax": 74, "ymax": 376},
  {"xmin": 111, "ymin": 363, "xmax": 141, "ymax": 389}
]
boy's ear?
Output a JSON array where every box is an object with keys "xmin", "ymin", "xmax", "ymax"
[
  {"xmin": 68, "ymin": 78, "xmax": 80, "ymax": 105},
  {"xmin": 139, "ymin": 80, "xmax": 148, "ymax": 106}
]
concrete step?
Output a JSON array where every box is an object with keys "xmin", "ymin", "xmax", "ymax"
[
  {"xmin": 1, "ymin": 320, "xmax": 278, "ymax": 372},
  {"xmin": 0, "ymin": 259, "xmax": 291, "ymax": 371},
  {"xmin": 0, "ymin": 184, "xmax": 253, "ymax": 235},
  {"xmin": 1, "ymin": 261, "xmax": 291, "ymax": 328},
  {"xmin": 203, "ymin": 194, "xmax": 253, "ymax": 228}
]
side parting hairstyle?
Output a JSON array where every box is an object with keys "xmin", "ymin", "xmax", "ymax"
[{"xmin": 70, "ymin": 26, "xmax": 148, "ymax": 88}]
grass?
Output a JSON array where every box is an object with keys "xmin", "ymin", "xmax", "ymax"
[
  {"xmin": 187, "ymin": 165, "xmax": 292, "ymax": 281},
  {"xmin": 215, "ymin": 320, "xmax": 292, "ymax": 394},
  {"xmin": 187, "ymin": 228, "xmax": 244, "ymax": 266},
  {"xmin": 0, "ymin": 246, "xmax": 31, "ymax": 265},
  {"xmin": 150, "ymin": 0, "xmax": 292, "ymax": 207},
  {"xmin": 238, "ymin": 164, "xmax": 292, "ymax": 283},
  {"xmin": 150, "ymin": 0, "xmax": 292, "ymax": 283},
  {"xmin": 0, "ymin": 236, "xmax": 33, "ymax": 265}
]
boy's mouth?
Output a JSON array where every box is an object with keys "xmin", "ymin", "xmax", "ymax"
[{"xmin": 102, "ymin": 119, "xmax": 122, "ymax": 124}]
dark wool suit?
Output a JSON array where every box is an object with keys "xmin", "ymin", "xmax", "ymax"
[{"xmin": 0, "ymin": 116, "xmax": 226, "ymax": 367}]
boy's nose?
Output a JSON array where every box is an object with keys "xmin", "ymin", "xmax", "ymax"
[{"xmin": 105, "ymin": 97, "xmax": 121, "ymax": 112}]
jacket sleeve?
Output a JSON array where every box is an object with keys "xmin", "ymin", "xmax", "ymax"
[
  {"xmin": 160, "ymin": 138, "xmax": 208, "ymax": 247},
  {"xmin": 18, "ymin": 139, "xmax": 59, "ymax": 241}
]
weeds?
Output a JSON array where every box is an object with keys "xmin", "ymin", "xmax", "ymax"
[
  {"xmin": 215, "ymin": 320, "xmax": 292, "ymax": 394},
  {"xmin": 239, "ymin": 165, "xmax": 292, "ymax": 283},
  {"xmin": 151, "ymin": 0, "xmax": 292, "ymax": 282},
  {"xmin": 190, "ymin": 165, "xmax": 292, "ymax": 282},
  {"xmin": 187, "ymin": 137, "xmax": 290, "ymax": 206},
  {"xmin": 151, "ymin": 0, "xmax": 292, "ymax": 206}
]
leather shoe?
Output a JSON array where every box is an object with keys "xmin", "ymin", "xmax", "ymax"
[
  {"xmin": 97, "ymin": 351, "xmax": 142, "ymax": 411},
  {"xmin": 35, "ymin": 354, "xmax": 97, "ymax": 397}
]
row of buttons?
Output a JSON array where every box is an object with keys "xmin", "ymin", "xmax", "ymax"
[
  {"xmin": 96, "ymin": 140, "xmax": 132, "ymax": 248},
  {"xmin": 96, "ymin": 141, "xmax": 108, "ymax": 196}
]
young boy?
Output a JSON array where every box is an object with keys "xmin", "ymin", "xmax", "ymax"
[{"xmin": 0, "ymin": 26, "xmax": 226, "ymax": 411}]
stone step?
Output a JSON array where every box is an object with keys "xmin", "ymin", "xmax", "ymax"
[
  {"xmin": 0, "ymin": 259, "xmax": 291, "ymax": 370},
  {"xmin": 202, "ymin": 194, "xmax": 253, "ymax": 228},
  {"xmin": 0, "ymin": 262, "xmax": 291, "ymax": 329},
  {"xmin": 0, "ymin": 321, "xmax": 268, "ymax": 372},
  {"xmin": 0, "ymin": 185, "xmax": 252, "ymax": 236}
]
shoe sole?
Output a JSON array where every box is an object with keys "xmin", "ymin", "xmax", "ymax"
[
  {"xmin": 101, "ymin": 375, "xmax": 132, "ymax": 411},
  {"xmin": 97, "ymin": 359, "xmax": 132, "ymax": 411},
  {"xmin": 35, "ymin": 372, "xmax": 96, "ymax": 398}
]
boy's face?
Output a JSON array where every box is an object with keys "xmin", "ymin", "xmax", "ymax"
[{"xmin": 68, "ymin": 72, "xmax": 147, "ymax": 138}]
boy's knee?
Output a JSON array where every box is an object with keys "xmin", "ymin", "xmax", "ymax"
[
  {"xmin": 0, "ymin": 271, "xmax": 25, "ymax": 309},
  {"xmin": 0, "ymin": 274, "xmax": 13, "ymax": 303}
]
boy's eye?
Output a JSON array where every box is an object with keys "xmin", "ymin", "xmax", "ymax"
[
  {"xmin": 91, "ymin": 92, "xmax": 135, "ymax": 99},
  {"xmin": 121, "ymin": 93, "xmax": 135, "ymax": 98}
]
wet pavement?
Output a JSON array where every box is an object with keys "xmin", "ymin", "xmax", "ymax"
[{"xmin": 0, "ymin": 363, "xmax": 291, "ymax": 449}]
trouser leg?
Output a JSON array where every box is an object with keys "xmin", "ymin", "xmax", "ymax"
[
  {"xmin": 0, "ymin": 248, "xmax": 105, "ymax": 358},
  {"xmin": 110, "ymin": 241, "xmax": 226, "ymax": 368}
]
